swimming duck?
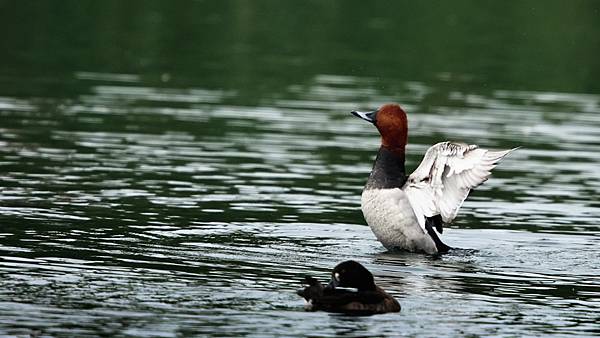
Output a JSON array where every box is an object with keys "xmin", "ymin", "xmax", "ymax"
[
  {"xmin": 297, "ymin": 260, "xmax": 400, "ymax": 315},
  {"xmin": 352, "ymin": 104, "xmax": 515, "ymax": 254}
]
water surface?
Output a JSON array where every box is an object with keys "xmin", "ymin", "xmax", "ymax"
[{"xmin": 1, "ymin": 1, "xmax": 599, "ymax": 337}]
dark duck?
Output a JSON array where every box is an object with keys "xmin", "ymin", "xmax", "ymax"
[{"xmin": 297, "ymin": 260, "xmax": 400, "ymax": 315}]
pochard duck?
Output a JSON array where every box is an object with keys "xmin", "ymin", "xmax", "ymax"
[
  {"xmin": 352, "ymin": 104, "xmax": 515, "ymax": 254},
  {"xmin": 297, "ymin": 260, "xmax": 400, "ymax": 315}
]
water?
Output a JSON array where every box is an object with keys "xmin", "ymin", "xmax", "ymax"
[{"xmin": 1, "ymin": 1, "xmax": 600, "ymax": 337}]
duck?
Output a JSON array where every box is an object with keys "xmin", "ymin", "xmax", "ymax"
[
  {"xmin": 297, "ymin": 260, "xmax": 401, "ymax": 315},
  {"xmin": 351, "ymin": 103, "xmax": 516, "ymax": 254}
]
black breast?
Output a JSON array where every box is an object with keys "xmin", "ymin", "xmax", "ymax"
[{"xmin": 365, "ymin": 146, "xmax": 407, "ymax": 190}]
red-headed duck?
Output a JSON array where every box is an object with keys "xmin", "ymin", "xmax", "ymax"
[
  {"xmin": 351, "ymin": 104, "xmax": 516, "ymax": 254},
  {"xmin": 297, "ymin": 260, "xmax": 400, "ymax": 315}
]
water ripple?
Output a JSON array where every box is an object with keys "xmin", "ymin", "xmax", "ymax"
[{"xmin": 1, "ymin": 74, "xmax": 599, "ymax": 337}]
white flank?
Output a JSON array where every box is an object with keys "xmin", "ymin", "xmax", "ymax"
[{"xmin": 361, "ymin": 188, "xmax": 438, "ymax": 254}]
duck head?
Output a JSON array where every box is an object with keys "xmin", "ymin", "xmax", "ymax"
[
  {"xmin": 352, "ymin": 103, "xmax": 408, "ymax": 154},
  {"xmin": 327, "ymin": 260, "xmax": 376, "ymax": 291}
]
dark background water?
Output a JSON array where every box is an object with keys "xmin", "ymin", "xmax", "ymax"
[{"xmin": 1, "ymin": 1, "xmax": 599, "ymax": 337}]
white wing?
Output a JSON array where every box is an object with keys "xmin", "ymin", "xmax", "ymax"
[{"xmin": 403, "ymin": 141, "xmax": 516, "ymax": 232}]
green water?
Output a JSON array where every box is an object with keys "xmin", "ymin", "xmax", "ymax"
[{"xmin": 1, "ymin": 1, "xmax": 599, "ymax": 337}]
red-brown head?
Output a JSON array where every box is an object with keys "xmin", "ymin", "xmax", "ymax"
[{"xmin": 351, "ymin": 103, "xmax": 408, "ymax": 153}]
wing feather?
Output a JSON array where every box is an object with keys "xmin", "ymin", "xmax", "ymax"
[{"xmin": 404, "ymin": 142, "xmax": 516, "ymax": 232}]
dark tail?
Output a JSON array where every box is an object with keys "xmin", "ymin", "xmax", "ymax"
[{"xmin": 425, "ymin": 216, "xmax": 451, "ymax": 254}]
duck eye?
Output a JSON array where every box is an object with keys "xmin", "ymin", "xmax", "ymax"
[{"xmin": 334, "ymin": 272, "xmax": 340, "ymax": 281}]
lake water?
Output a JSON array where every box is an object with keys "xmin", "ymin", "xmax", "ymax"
[{"xmin": 1, "ymin": 1, "xmax": 599, "ymax": 337}]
